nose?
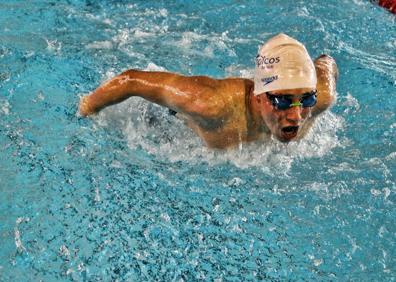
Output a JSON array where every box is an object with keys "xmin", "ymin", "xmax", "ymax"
[{"xmin": 285, "ymin": 105, "xmax": 303, "ymax": 124}]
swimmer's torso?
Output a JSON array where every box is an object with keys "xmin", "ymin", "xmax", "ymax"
[{"xmin": 178, "ymin": 79, "xmax": 267, "ymax": 148}]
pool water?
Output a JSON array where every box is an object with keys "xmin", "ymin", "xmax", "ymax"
[{"xmin": 1, "ymin": 0, "xmax": 395, "ymax": 281}]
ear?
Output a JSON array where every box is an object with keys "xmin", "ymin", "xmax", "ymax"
[{"xmin": 256, "ymin": 94, "xmax": 263, "ymax": 104}]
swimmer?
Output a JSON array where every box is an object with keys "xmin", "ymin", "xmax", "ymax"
[{"xmin": 79, "ymin": 33, "xmax": 338, "ymax": 149}]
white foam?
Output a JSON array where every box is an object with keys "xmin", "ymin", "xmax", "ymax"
[
  {"xmin": 134, "ymin": 30, "xmax": 153, "ymax": 38},
  {"xmin": 297, "ymin": 7, "xmax": 310, "ymax": 17},
  {"xmin": 86, "ymin": 41, "xmax": 113, "ymax": 50},
  {"xmin": 160, "ymin": 31, "xmax": 238, "ymax": 59},
  {"xmin": 337, "ymin": 41, "xmax": 396, "ymax": 80},
  {"xmin": 342, "ymin": 92, "xmax": 360, "ymax": 113},
  {"xmin": 385, "ymin": 152, "xmax": 396, "ymax": 161},
  {"xmin": 1, "ymin": 100, "xmax": 10, "ymax": 115},
  {"xmin": 45, "ymin": 38, "xmax": 62, "ymax": 53},
  {"xmin": 14, "ymin": 217, "xmax": 29, "ymax": 253},
  {"xmin": 351, "ymin": 0, "xmax": 370, "ymax": 7},
  {"xmin": 145, "ymin": 63, "xmax": 167, "ymax": 72},
  {"xmin": 59, "ymin": 245, "xmax": 71, "ymax": 258},
  {"xmin": 225, "ymin": 66, "xmax": 254, "ymax": 78},
  {"xmin": 385, "ymin": 40, "xmax": 396, "ymax": 48},
  {"xmin": 95, "ymin": 92, "xmax": 344, "ymax": 174},
  {"xmin": 95, "ymin": 187, "xmax": 101, "ymax": 202}
]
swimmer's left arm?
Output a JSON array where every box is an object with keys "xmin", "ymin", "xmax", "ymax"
[{"xmin": 311, "ymin": 54, "xmax": 338, "ymax": 116}]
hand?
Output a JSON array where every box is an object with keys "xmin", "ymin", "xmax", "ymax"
[
  {"xmin": 315, "ymin": 54, "xmax": 338, "ymax": 81},
  {"xmin": 79, "ymin": 95, "xmax": 95, "ymax": 116}
]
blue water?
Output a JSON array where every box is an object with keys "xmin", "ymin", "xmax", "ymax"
[{"xmin": 1, "ymin": 0, "xmax": 395, "ymax": 281}]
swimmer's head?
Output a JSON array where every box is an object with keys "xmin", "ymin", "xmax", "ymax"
[{"xmin": 254, "ymin": 33, "xmax": 317, "ymax": 95}]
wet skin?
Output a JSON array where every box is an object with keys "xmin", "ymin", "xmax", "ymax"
[
  {"xmin": 253, "ymin": 88, "xmax": 315, "ymax": 142},
  {"xmin": 80, "ymin": 55, "xmax": 337, "ymax": 149}
]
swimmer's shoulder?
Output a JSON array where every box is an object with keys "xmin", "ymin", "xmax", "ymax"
[
  {"xmin": 189, "ymin": 77, "xmax": 253, "ymax": 122},
  {"xmin": 216, "ymin": 77, "xmax": 254, "ymax": 98}
]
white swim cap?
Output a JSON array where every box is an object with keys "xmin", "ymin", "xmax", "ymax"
[{"xmin": 254, "ymin": 33, "xmax": 317, "ymax": 95}]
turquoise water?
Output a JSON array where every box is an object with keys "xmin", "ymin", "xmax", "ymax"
[{"xmin": 1, "ymin": 0, "xmax": 395, "ymax": 281}]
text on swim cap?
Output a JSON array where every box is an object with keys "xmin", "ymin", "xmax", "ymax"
[{"xmin": 256, "ymin": 55, "xmax": 280, "ymax": 69}]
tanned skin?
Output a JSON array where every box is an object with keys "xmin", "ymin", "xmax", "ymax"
[{"xmin": 79, "ymin": 55, "xmax": 338, "ymax": 149}]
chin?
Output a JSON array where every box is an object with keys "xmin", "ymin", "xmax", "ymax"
[{"xmin": 276, "ymin": 135, "xmax": 295, "ymax": 143}]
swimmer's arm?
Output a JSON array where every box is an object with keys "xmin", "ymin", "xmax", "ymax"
[
  {"xmin": 79, "ymin": 70, "xmax": 224, "ymax": 119},
  {"xmin": 311, "ymin": 55, "xmax": 338, "ymax": 116}
]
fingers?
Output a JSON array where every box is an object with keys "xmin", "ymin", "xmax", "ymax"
[
  {"xmin": 315, "ymin": 54, "xmax": 338, "ymax": 81},
  {"xmin": 79, "ymin": 96, "xmax": 93, "ymax": 116}
]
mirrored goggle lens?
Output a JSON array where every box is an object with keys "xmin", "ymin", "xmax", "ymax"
[
  {"xmin": 273, "ymin": 96, "xmax": 291, "ymax": 110},
  {"xmin": 267, "ymin": 92, "xmax": 317, "ymax": 110},
  {"xmin": 301, "ymin": 94, "xmax": 317, "ymax": 107}
]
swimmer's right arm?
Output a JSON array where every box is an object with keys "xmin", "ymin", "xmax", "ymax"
[{"xmin": 79, "ymin": 70, "xmax": 224, "ymax": 118}]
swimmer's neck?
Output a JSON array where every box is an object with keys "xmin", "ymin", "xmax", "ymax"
[{"xmin": 246, "ymin": 86, "xmax": 270, "ymax": 135}]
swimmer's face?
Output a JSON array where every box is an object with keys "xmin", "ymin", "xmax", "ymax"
[{"xmin": 257, "ymin": 88, "xmax": 316, "ymax": 142}]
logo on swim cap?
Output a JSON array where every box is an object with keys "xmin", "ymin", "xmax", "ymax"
[
  {"xmin": 261, "ymin": 75, "xmax": 278, "ymax": 86},
  {"xmin": 256, "ymin": 55, "xmax": 280, "ymax": 69},
  {"xmin": 254, "ymin": 33, "xmax": 317, "ymax": 95}
]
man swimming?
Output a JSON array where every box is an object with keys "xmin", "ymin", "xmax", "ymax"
[{"xmin": 79, "ymin": 33, "xmax": 338, "ymax": 149}]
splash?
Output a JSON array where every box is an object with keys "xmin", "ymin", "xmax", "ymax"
[
  {"xmin": 14, "ymin": 217, "xmax": 29, "ymax": 253},
  {"xmin": 95, "ymin": 77, "xmax": 344, "ymax": 173},
  {"xmin": 337, "ymin": 41, "xmax": 396, "ymax": 80}
]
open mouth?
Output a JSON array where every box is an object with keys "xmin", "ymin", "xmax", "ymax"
[{"xmin": 281, "ymin": 126, "xmax": 299, "ymax": 139}]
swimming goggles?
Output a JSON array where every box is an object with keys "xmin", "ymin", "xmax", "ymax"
[{"xmin": 266, "ymin": 90, "xmax": 317, "ymax": 110}]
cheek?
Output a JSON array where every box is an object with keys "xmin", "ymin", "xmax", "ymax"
[
  {"xmin": 261, "ymin": 107, "xmax": 281, "ymax": 129},
  {"xmin": 301, "ymin": 108, "xmax": 312, "ymax": 119}
]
